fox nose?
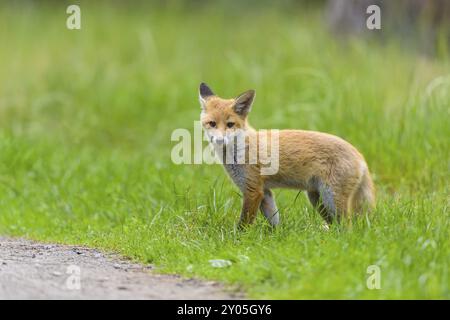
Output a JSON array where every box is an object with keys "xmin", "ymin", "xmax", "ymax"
[{"xmin": 214, "ymin": 136, "xmax": 225, "ymax": 145}]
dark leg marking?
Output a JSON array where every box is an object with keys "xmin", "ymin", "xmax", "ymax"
[
  {"xmin": 307, "ymin": 177, "xmax": 337, "ymax": 223},
  {"xmin": 260, "ymin": 189, "xmax": 280, "ymax": 226}
]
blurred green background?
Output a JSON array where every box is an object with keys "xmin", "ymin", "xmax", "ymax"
[{"xmin": 0, "ymin": 0, "xmax": 448, "ymax": 298}]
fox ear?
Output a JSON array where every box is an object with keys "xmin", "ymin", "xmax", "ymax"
[
  {"xmin": 233, "ymin": 90, "xmax": 255, "ymax": 116},
  {"xmin": 199, "ymin": 83, "xmax": 214, "ymax": 109}
]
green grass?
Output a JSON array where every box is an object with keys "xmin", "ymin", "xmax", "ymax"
[{"xmin": 0, "ymin": 2, "xmax": 449, "ymax": 299}]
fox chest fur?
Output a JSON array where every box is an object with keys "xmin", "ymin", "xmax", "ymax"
[{"xmin": 223, "ymin": 163, "xmax": 247, "ymax": 191}]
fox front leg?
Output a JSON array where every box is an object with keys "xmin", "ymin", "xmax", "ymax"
[
  {"xmin": 260, "ymin": 189, "xmax": 280, "ymax": 226},
  {"xmin": 239, "ymin": 189, "xmax": 264, "ymax": 227}
]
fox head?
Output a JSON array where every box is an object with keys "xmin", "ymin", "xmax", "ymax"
[{"xmin": 199, "ymin": 83, "xmax": 255, "ymax": 145}]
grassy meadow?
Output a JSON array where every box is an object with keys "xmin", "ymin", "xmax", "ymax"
[{"xmin": 0, "ymin": 2, "xmax": 448, "ymax": 298}]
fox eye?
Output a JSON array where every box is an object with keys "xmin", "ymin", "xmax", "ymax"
[
  {"xmin": 226, "ymin": 122, "xmax": 235, "ymax": 128},
  {"xmin": 209, "ymin": 121, "xmax": 216, "ymax": 128}
]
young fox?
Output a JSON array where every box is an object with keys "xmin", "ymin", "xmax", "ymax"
[{"xmin": 199, "ymin": 83, "xmax": 375, "ymax": 227}]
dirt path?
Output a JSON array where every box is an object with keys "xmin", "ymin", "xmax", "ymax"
[{"xmin": 0, "ymin": 237, "xmax": 239, "ymax": 300}]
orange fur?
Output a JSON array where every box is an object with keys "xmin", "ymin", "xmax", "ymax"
[{"xmin": 199, "ymin": 83, "xmax": 375, "ymax": 227}]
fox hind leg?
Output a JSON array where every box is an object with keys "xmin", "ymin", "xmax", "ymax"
[
  {"xmin": 260, "ymin": 189, "xmax": 280, "ymax": 226},
  {"xmin": 307, "ymin": 190, "xmax": 336, "ymax": 224},
  {"xmin": 350, "ymin": 170, "xmax": 375, "ymax": 214}
]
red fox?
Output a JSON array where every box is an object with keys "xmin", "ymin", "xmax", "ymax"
[{"xmin": 199, "ymin": 83, "xmax": 375, "ymax": 227}]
